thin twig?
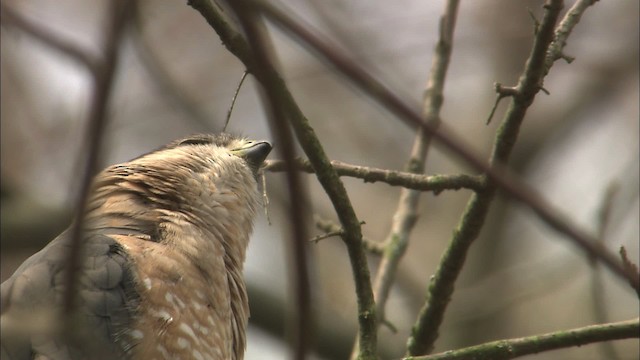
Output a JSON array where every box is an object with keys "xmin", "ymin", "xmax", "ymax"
[
  {"xmin": 314, "ymin": 217, "xmax": 381, "ymax": 254},
  {"xmin": 224, "ymin": 71, "xmax": 249, "ymax": 132},
  {"xmin": 486, "ymin": 83, "xmax": 518, "ymax": 125},
  {"xmin": 259, "ymin": 170, "xmax": 272, "ymax": 225},
  {"xmin": 485, "ymin": 93, "xmax": 503, "ymax": 125},
  {"xmin": 310, "ymin": 230, "xmax": 344, "ymax": 244},
  {"xmin": 545, "ymin": 0, "xmax": 598, "ymax": 71},
  {"xmin": 404, "ymin": 318, "xmax": 640, "ymax": 360},
  {"xmin": 264, "ymin": 159, "xmax": 484, "ymax": 193}
]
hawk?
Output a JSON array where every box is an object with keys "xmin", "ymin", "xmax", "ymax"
[{"xmin": 1, "ymin": 133, "xmax": 272, "ymax": 360}]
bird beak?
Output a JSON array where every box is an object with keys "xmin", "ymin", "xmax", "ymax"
[{"xmin": 232, "ymin": 141, "xmax": 273, "ymax": 172}]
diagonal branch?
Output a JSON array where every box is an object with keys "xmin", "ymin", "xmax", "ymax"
[{"xmin": 366, "ymin": 2, "xmax": 460, "ymax": 359}]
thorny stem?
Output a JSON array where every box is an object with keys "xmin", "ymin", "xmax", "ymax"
[{"xmin": 545, "ymin": 0, "xmax": 599, "ymax": 71}]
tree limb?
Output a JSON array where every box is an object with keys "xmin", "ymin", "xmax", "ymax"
[
  {"xmin": 264, "ymin": 159, "xmax": 483, "ymax": 193},
  {"xmin": 366, "ymin": 2, "xmax": 460, "ymax": 359},
  {"xmin": 404, "ymin": 318, "xmax": 639, "ymax": 360},
  {"xmin": 406, "ymin": 1, "xmax": 566, "ymax": 355},
  {"xmin": 188, "ymin": 0, "xmax": 377, "ymax": 357},
  {"xmin": 250, "ymin": 0, "xmax": 637, "ymax": 292}
]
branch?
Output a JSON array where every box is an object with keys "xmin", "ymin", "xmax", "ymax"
[
  {"xmin": 218, "ymin": 2, "xmax": 313, "ymax": 359},
  {"xmin": 188, "ymin": 0, "xmax": 377, "ymax": 357},
  {"xmin": 187, "ymin": 0, "xmax": 253, "ymax": 66},
  {"xmin": 189, "ymin": 1, "xmax": 640, "ymax": 355},
  {"xmin": 366, "ymin": 2, "xmax": 460, "ymax": 359},
  {"xmin": 545, "ymin": 0, "xmax": 599, "ymax": 70},
  {"xmin": 407, "ymin": 1, "xmax": 565, "ymax": 355},
  {"xmin": 62, "ymin": 0, "xmax": 133, "ymax": 315},
  {"xmin": 249, "ymin": 0, "xmax": 637, "ymax": 292},
  {"xmin": 404, "ymin": 318, "xmax": 639, "ymax": 360},
  {"xmin": 263, "ymin": 159, "xmax": 483, "ymax": 193}
]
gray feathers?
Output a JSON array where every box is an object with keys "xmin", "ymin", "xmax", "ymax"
[{"xmin": 1, "ymin": 231, "xmax": 138, "ymax": 359}]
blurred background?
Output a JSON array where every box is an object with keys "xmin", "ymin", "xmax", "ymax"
[{"xmin": 1, "ymin": 0, "xmax": 638, "ymax": 359}]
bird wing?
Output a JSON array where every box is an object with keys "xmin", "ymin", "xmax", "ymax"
[{"xmin": 1, "ymin": 229, "xmax": 139, "ymax": 360}]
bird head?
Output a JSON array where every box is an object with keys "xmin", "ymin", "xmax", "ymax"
[
  {"xmin": 166, "ymin": 133, "xmax": 273, "ymax": 178},
  {"xmin": 88, "ymin": 133, "xmax": 272, "ymax": 248}
]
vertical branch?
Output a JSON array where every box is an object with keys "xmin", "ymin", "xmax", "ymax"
[
  {"xmin": 189, "ymin": 0, "xmax": 378, "ymax": 357},
  {"xmin": 361, "ymin": 1, "xmax": 460, "ymax": 359},
  {"xmin": 0, "ymin": 0, "xmax": 132, "ymax": 346},
  {"xmin": 406, "ymin": 0, "xmax": 565, "ymax": 355},
  {"xmin": 63, "ymin": 0, "xmax": 133, "ymax": 315},
  {"xmin": 220, "ymin": 2, "xmax": 312, "ymax": 359}
]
